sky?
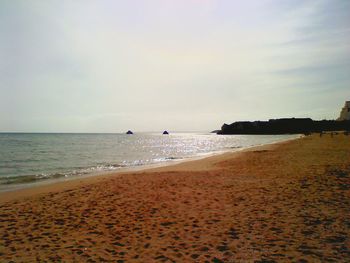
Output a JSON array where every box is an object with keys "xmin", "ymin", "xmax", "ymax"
[{"xmin": 0, "ymin": 0, "xmax": 349, "ymax": 132}]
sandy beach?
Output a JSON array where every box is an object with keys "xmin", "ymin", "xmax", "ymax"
[{"xmin": 0, "ymin": 133, "xmax": 349, "ymax": 262}]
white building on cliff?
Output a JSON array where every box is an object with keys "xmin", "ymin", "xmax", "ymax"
[{"xmin": 337, "ymin": 101, "xmax": 350, "ymax": 121}]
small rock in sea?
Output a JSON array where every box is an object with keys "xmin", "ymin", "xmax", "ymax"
[
  {"xmin": 163, "ymin": 131, "xmax": 169, "ymax": 135},
  {"xmin": 126, "ymin": 130, "xmax": 133, "ymax": 135}
]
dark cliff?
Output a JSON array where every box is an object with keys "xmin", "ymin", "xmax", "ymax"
[{"xmin": 217, "ymin": 118, "xmax": 350, "ymax": 135}]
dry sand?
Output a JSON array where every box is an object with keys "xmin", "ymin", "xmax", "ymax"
[{"xmin": 0, "ymin": 133, "xmax": 349, "ymax": 262}]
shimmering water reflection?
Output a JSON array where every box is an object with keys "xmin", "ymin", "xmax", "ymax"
[{"xmin": 0, "ymin": 132, "xmax": 299, "ymax": 188}]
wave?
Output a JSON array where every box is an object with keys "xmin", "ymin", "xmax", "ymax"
[
  {"xmin": 0, "ymin": 157, "xmax": 185, "ymax": 186},
  {"xmin": 0, "ymin": 163, "xmax": 125, "ymax": 185}
]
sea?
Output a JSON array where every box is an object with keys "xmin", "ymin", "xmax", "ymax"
[{"xmin": 0, "ymin": 132, "xmax": 299, "ymax": 191}]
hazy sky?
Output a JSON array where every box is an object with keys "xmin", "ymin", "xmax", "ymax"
[{"xmin": 1, "ymin": 0, "xmax": 349, "ymax": 132}]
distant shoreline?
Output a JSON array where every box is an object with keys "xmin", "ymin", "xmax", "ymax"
[{"xmin": 217, "ymin": 118, "xmax": 350, "ymax": 134}]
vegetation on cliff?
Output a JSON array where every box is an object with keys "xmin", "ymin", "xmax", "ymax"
[{"xmin": 218, "ymin": 118, "xmax": 350, "ymax": 135}]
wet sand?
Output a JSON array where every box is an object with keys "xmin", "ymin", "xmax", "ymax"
[{"xmin": 0, "ymin": 133, "xmax": 349, "ymax": 262}]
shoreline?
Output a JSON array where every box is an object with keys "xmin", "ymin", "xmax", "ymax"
[
  {"xmin": 0, "ymin": 135, "xmax": 300, "ymax": 200},
  {"xmin": 1, "ymin": 133, "xmax": 348, "ymax": 262}
]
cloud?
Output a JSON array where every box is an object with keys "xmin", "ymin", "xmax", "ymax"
[{"xmin": 0, "ymin": 0, "xmax": 349, "ymax": 132}]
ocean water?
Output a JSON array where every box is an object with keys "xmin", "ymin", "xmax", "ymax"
[{"xmin": 0, "ymin": 133, "xmax": 298, "ymax": 190}]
